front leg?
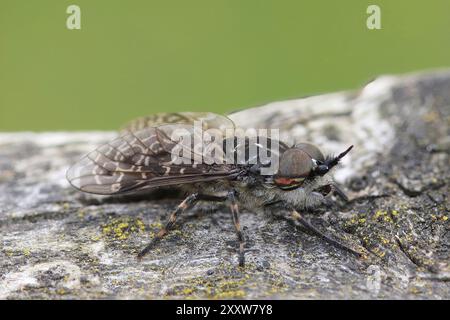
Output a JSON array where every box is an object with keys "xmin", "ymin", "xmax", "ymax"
[
  {"xmin": 274, "ymin": 206, "xmax": 362, "ymax": 258},
  {"xmin": 331, "ymin": 183, "xmax": 349, "ymax": 202}
]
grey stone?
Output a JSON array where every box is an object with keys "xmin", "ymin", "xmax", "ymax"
[{"xmin": 0, "ymin": 70, "xmax": 449, "ymax": 299}]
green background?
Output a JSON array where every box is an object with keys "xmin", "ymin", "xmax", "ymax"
[{"xmin": 1, "ymin": 0, "xmax": 449, "ymax": 131}]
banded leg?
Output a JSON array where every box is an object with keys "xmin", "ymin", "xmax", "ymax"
[
  {"xmin": 291, "ymin": 210, "xmax": 361, "ymax": 257},
  {"xmin": 137, "ymin": 193, "xmax": 199, "ymax": 260},
  {"xmin": 227, "ymin": 191, "xmax": 246, "ymax": 267}
]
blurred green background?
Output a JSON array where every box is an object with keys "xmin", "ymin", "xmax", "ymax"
[{"xmin": 1, "ymin": 0, "xmax": 449, "ymax": 131}]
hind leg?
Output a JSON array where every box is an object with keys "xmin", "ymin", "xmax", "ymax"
[{"xmin": 137, "ymin": 193, "xmax": 200, "ymax": 259}]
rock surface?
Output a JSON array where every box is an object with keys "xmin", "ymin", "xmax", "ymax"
[{"xmin": 0, "ymin": 70, "xmax": 449, "ymax": 299}]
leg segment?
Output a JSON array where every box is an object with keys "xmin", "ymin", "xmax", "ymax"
[
  {"xmin": 137, "ymin": 193, "xmax": 199, "ymax": 260},
  {"xmin": 227, "ymin": 191, "xmax": 246, "ymax": 267},
  {"xmin": 196, "ymin": 194, "xmax": 228, "ymax": 202},
  {"xmin": 291, "ymin": 210, "xmax": 361, "ymax": 257},
  {"xmin": 331, "ymin": 183, "xmax": 349, "ymax": 202}
]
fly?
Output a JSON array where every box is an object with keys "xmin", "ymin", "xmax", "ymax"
[{"xmin": 67, "ymin": 112, "xmax": 360, "ymax": 266}]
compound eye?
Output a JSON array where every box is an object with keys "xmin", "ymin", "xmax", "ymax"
[
  {"xmin": 278, "ymin": 149, "xmax": 313, "ymax": 178},
  {"xmin": 294, "ymin": 143, "xmax": 325, "ymax": 162},
  {"xmin": 274, "ymin": 177, "xmax": 305, "ymax": 190}
]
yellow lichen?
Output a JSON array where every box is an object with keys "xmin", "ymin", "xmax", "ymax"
[
  {"xmin": 136, "ymin": 219, "xmax": 145, "ymax": 230},
  {"xmin": 181, "ymin": 288, "xmax": 194, "ymax": 295},
  {"xmin": 422, "ymin": 111, "xmax": 438, "ymax": 122},
  {"xmin": 150, "ymin": 221, "xmax": 163, "ymax": 229},
  {"xmin": 363, "ymin": 236, "xmax": 369, "ymax": 244},
  {"xmin": 409, "ymin": 287, "xmax": 421, "ymax": 294},
  {"xmin": 212, "ymin": 290, "xmax": 246, "ymax": 299},
  {"xmin": 56, "ymin": 288, "xmax": 67, "ymax": 295},
  {"xmin": 102, "ymin": 217, "xmax": 146, "ymax": 241},
  {"xmin": 374, "ymin": 210, "xmax": 387, "ymax": 219},
  {"xmin": 78, "ymin": 209, "xmax": 86, "ymax": 219},
  {"xmin": 163, "ymin": 262, "xmax": 288, "ymax": 299},
  {"xmin": 372, "ymin": 247, "xmax": 386, "ymax": 258}
]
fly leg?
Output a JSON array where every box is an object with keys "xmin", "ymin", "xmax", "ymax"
[
  {"xmin": 227, "ymin": 191, "xmax": 246, "ymax": 267},
  {"xmin": 137, "ymin": 193, "xmax": 199, "ymax": 260},
  {"xmin": 196, "ymin": 194, "xmax": 228, "ymax": 202},
  {"xmin": 291, "ymin": 210, "xmax": 362, "ymax": 257},
  {"xmin": 199, "ymin": 191, "xmax": 246, "ymax": 266},
  {"xmin": 331, "ymin": 183, "xmax": 349, "ymax": 202}
]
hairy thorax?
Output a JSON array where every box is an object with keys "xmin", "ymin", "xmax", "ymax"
[{"xmin": 181, "ymin": 173, "xmax": 335, "ymax": 213}]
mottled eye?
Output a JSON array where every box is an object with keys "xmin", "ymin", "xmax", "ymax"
[
  {"xmin": 294, "ymin": 143, "xmax": 325, "ymax": 162},
  {"xmin": 277, "ymin": 148, "xmax": 313, "ymax": 178}
]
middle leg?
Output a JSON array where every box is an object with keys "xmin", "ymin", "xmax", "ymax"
[{"xmin": 227, "ymin": 191, "xmax": 246, "ymax": 267}]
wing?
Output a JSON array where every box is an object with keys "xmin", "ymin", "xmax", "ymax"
[
  {"xmin": 123, "ymin": 112, "xmax": 236, "ymax": 169},
  {"xmin": 121, "ymin": 112, "xmax": 235, "ymax": 134},
  {"xmin": 67, "ymin": 120, "xmax": 239, "ymax": 195}
]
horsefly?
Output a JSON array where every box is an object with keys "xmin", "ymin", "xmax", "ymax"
[{"xmin": 67, "ymin": 112, "xmax": 359, "ymax": 266}]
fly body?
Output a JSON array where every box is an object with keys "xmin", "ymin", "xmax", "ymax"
[{"xmin": 67, "ymin": 112, "xmax": 360, "ymax": 266}]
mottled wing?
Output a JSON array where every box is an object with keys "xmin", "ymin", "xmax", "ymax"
[
  {"xmin": 123, "ymin": 112, "xmax": 236, "ymax": 165},
  {"xmin": 67, "ymin": 119, "xmax": 239, "ymax": 195},
  {"xmin": 121, "ymin": 112, "xmax": 235, "ymax": 134}
]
